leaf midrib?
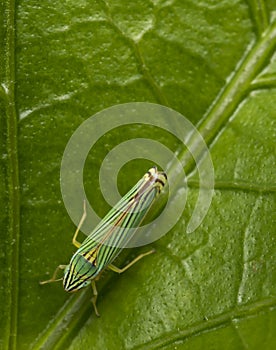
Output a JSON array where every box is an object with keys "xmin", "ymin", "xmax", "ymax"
[{"xmin": 173, "ymin": 19, "xmax": 276, "ymax": 180}]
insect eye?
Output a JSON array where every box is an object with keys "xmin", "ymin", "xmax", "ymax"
[{"xmin": 81, "ymin": 280, "xmax": 90, "ymax": 288}]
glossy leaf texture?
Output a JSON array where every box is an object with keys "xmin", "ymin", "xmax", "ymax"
[{"xmin": 0, "ymin": 1, "xmax": 275, "ymax": 349}]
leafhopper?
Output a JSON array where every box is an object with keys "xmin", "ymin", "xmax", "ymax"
[{"xmin": 40, "ymin": 167, "xmax": 167, "ymax": 316}]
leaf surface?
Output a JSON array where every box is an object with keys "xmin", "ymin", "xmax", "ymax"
[{"xmin": 0, "ymin": 1, "xmax": 275, "ymax": 349}]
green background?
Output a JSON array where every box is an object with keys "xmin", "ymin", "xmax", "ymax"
[{"xmin": 1, "ymin": 0, "xmax": 275, "ymax": 349}]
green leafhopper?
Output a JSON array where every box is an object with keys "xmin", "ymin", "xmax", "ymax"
[{"xmin": 40, "ymin": 166, "xmax": 167, "ymax": 316}]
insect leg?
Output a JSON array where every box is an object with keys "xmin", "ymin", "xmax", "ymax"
[
  {"xmin": 108, "ymin": 249, "xmax": 155, "ymax": 274},
  {"xmin": 91, "ymin": 280, "xmax": 100, "ymax": 317},
  {"xmin": 72, "ymin": 200, "xmax": 87, "ymax": 248},
  {"xmin": 40, "ymin": 264, "xmax": 67, "ymax": 285}
]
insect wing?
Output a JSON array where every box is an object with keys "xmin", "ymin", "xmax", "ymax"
[{"xmin": 77, "ymin": 175, "xmax": 160, "ymax": 270}]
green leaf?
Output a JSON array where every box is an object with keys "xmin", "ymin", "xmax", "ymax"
[{"xmin": 1, "ymin": 1, "xmax": 275, "ymax": 349}]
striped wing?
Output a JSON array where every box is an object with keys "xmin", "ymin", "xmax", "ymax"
[
  {"xmin": 63, "ymin": 167, "xmax": 167, "ymax": 292},
  {"xmin": 78, "ymin": 176, "xmax": 160, "ymax": 271}
]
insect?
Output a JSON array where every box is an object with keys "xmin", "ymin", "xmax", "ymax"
[{"xmin": 40, "ymin": 166, "xmax": 167, "ymax": 316}]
